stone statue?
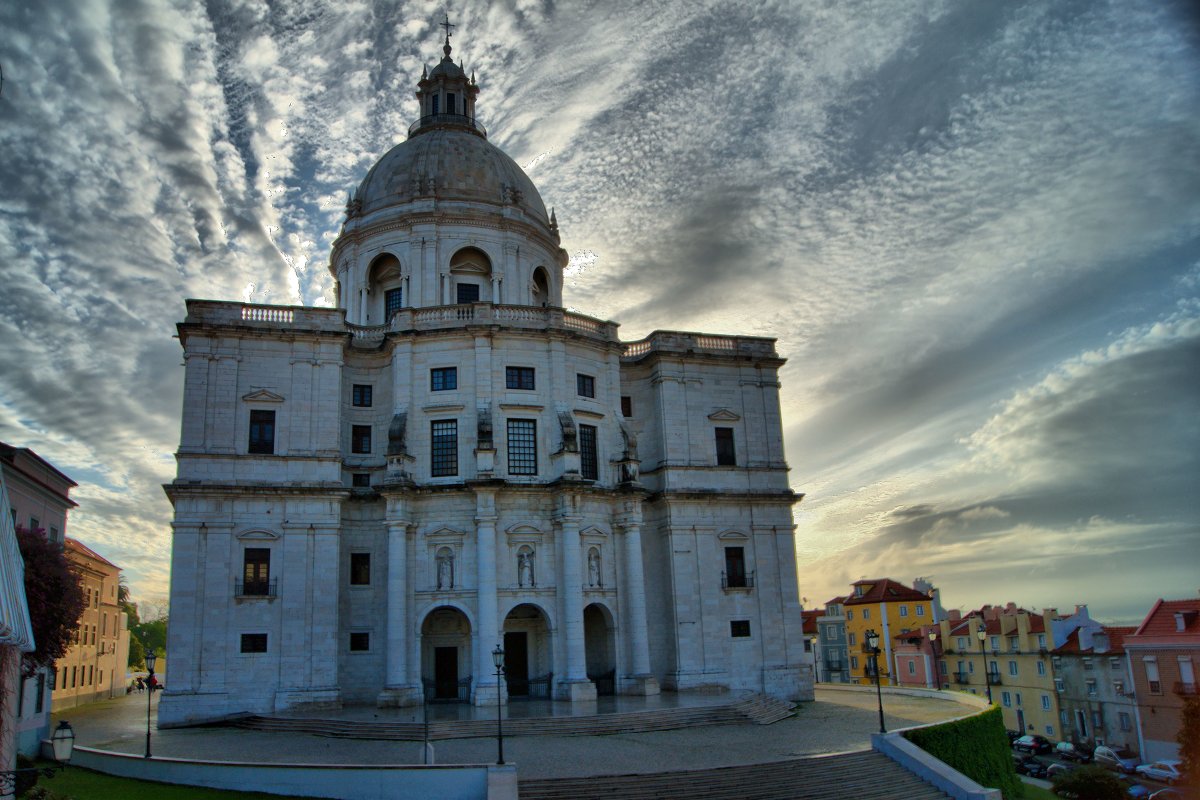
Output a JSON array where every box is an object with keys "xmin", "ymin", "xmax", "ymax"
[
  {"xmin": 437, "ymin": 551, "xmax": 454, "ymax": 590},
  {"xmin": 387, "ymin": 412, "xmax": 408, "ymax": 456},
  {"xmin": 518, "ymin": 551, "xmax": 534, "ymax": 587},
  {"xmin": 588, "ymin": 548, "xmax": 601, "ymax": 587},
  {"xmin": 477, "ymin": 405, "xmax": 493, "ymax": 450},
  {"xmin": 558, "ymin": 411, "xmax": 578, "ymax": 453}
]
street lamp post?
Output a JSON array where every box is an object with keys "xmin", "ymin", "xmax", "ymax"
[
  {"xmin": 491, "ymin": 644, "xmax": 505, "ymax": 765},
  {"xmin": 927, "ymin": 630, "xmax": 940, "ymax": 690},
  {"xmin": 865, "ymin": 629, "xmax": 885, "ymax": 733},
  {"xmin": 0, "ymin": 721, "xmax": 73, "ymax": 796},
  {"xmin": 144, "ymin": 648, "xmax": 157, "ymax": 758},
  {"xmin": 977, "ymin": 627, "xmax": 993, "ymax": 704}
]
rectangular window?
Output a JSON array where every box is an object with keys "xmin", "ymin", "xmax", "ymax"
[
  {"xmin": 352, "ymin": 424, "xmax": 372, "ymax": 454},
  {"xmin": 1086, "ymin": 679, "xmax": 1097, "ymax": 696},
  {"xmin": 431, "ymin": 420, "xmax": 458, "ymax": 477},
  {"xmin": 431, "ymin": 367, "xmax": 458, "ymax": 391},
  {"xmin": 621, "ymin": 396, "xmax": 632, "ymax": 417},
  {"xmin": 506, "ymin": 366, "xmax": 535, "ymax": 390},
  {"xmin": 848, "ymin": 632, "xmax": 857, "ymax": 647},
  {"xmin": 1055, "ymin": 678, "xmax": 1065, "ymax": 692},
  {"xmin": 862, "ymin": 609, "xmax": 870, "ymax": 620},
  {"xmin": 1008, "ymin": 660, "xmax": 1018, "ymax": 676},
  {"xmin": 916, "ymin": 605, "xmax": 925, "ymax": 616},
  {"xmin": 240, "ymin": 633, "xmax": 268, "ymax": 653},
  {"xmin": 1092, "ymin": 710, "xmax": 1102, "ymax": 729},
  {"xmin": 456, "ymin": 283, "xmax": 480, "ymax": 304},
  {"xmin": 899, "ymin": 606, "xmax": 908, "ymax": 617},
  {"xmin": 1119, "ymin": 712, "xmax": 1131, "ymax": 731},
  {"xmin": 350, "ymin": 553, "xmax": 371, "ymax": 586},
  {"xmin": 1045, "ymin": 725, "xmax": 1055, "ymax": 737},
  {"xmin": 1037, "ymin": 660, "xmax": 1046, "ymax": 676},
  {"xmin": 446, "ymin": 93, "xmax": 456, "ymax": 114},
  {"xmin": 846, "ymin": 610, "xmax": 854, "ymax": 621},
  {"xmin": 1113, "ymin": 680, "xmax": 1124, "ymax": 694},
  {"xmin": 249, "ymin": 409, "xmax": 276, "ymax": 454},
  {"xmin": 1002, "ymin": 691, "xmax": 1012, "ymax": 707},
  {"xmin": 1009, "ymin": 636, "xmax": 1019, "ymax": 652},
  {"xmin": 730, "ymin": 620, "xmax": 751, "ymax": 638},
  {"xmin": 1109, "ymin": 657, "xmax": 1121, "ymax": 670},
  {"xmin": 990, "ymin": 635, "xmax": 1000, "ymax": 651},
  {"xmin": 723, "ymin": 546, "xmax": 747, "ymax": 588},
  {"xmin": 1084, "ymin": 658, "xmax": 1094, "ymax": 670},
  {"xmin": 431, "ymin": 95, "xmax": 439, "ymax": 114},
  {"xmin": 385, "ymin": 288, "xmax": 403, "ymax": 318},
  {"xmin": 907, "ymin": 660, "xmax": 916, "ymax": 675},
  {"xmin": 507, "ymin": 419, "xmax": 538, "ymax": 475},
  {"xmin": 34, "ymin": 673, "xmax": 45, "ymax": 713},
  {"xmin": 49, "ymin": 526, "xmax": 58, "ymax": 542},
  {"xmin": 579, "ymin": 424, "xmax": 598, "ymax": 480},
  {"xmin": 1015, "ymin": 692, "xmax": 1022, "ymax": 707},
  {"xmin": 242, "ymin": 548, "xmax": 270, "ymax": 595},
  {"xmin": 1041, "ymin": 694, "xmax": 1051, "ymax": 710},
  {"xmin": 352, "ymin": 473, "xmax": 371, "ymax": 487},
  {"xmin": 714, "ymin": 427, "xmax": 736, "ymax": 466},
  {"xmin": 349, "ymin": 632, "xmax": 370, "ymax": 652},
  {"xmin": 71, "ymin": 666, "xmax": 76, "ymax": 687},
  {"xmin": 352, "ymin": 384, "xmax": 373, "ymax": 407},
  {"xmin": 30, "ymin": 517, "xmax": 39, "ymax": 532},
  {"xmin": 576, "ymin": 374, "xmax": 595, "ymax": 398},
  {"xmin": 851, "ymin": 655, "xmax": 859, "ymax": 670},
  {"xmin": 1037, "ymin": 633, "xmax": 1047, "ymax": 649}
]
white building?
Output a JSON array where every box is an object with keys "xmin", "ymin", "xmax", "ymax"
[{"xmin": 160, "ymin": 32, "xmax": 812, "ymax": 726}]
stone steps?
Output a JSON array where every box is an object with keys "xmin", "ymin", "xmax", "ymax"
[
  {"xmin": 229, "ymin": 694, "xmax": 794, "ymax": 741},
  {"xmin": 518, "ymin": 751, "xmax": 951, "ymax": 800}
]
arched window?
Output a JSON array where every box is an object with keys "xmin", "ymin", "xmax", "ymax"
[
  {"xmin": 367, "ymin": 254, "xmax": 403, "ymax": 322},
  {"xmin": 449, "ymin": 247, "xmax": 491, "ymax": 304},
  {"xmin": 532, "ymin": 267, "xmax": 550, "ymax": 307}
]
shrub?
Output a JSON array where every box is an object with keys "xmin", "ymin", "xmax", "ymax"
[
  {"xmin": 1049, "ymin": 765, "xmax": 1126, "ymax": 799},
  {"xmin": 903, "ymin": 706, "xmax": 1024, "ymax": 799}
]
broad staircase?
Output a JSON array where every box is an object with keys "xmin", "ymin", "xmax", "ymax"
[
  {"xmin": 518, "ymin": 750, "xmax": 951, "ymax": 800},
  {"xmin": 228, "ymin": 694, "xmax": 795, "ymax": 741}
]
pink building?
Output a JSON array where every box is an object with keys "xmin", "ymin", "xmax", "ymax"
[{"xmin": 893, "ymin": 625, "xmax": 939, "ymax": 689}]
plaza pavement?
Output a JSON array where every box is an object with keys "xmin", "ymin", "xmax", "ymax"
[{"xmin": 53, "ymin": 687, "xmax": 969, "ymax": 780}]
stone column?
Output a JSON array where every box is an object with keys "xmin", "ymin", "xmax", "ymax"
[
  {"xmin": 556, "ymin": 503, "xmax": 596, "ymax": 701},
  {"xmin": 618, "ymin": 505, "xmax": 659, "ymax": 695},
  {"xmin": 378, "ymin": 506, "xmax": 420, "ymax": 706},
  {"xmin": 474, "ymin": 489, "xmax": 503, "ymax": 705}
]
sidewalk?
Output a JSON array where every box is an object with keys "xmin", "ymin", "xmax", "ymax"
[{"xmin": 54, "ymin": 687, "xmax": 969, "ymax": 780}]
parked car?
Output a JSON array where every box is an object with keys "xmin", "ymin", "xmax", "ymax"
[
  {"xmin": 1047, "ymin": 762, "xmax": 1079, "ymax": 780},
  {"xmin": 1006, "ymin": 729, "xmax": 1023, "ymax": 745},
  {"xmin": 1136, "ymin": 760, "xmax": 1184, "ymax": 785},
  {"xmin": 1120, "ymin": 776, "xmax": 1151, "ymax": 798},
  {"xmin": 1013, "ymin": 754, "xmax": 1049, "ymax": 779},
  {"xmin": 1148, "ymin": 788, "xmax": 1185, "ymax": 800},
  {"xmin": 1014, "ymin": 734, "xmax": 1055, "ymax": 754},
  {"xmin": 1055, "ymin": 741, "xmax": 1094, "ymax": 763},
  {"xmin": 1094, "ymin": 746, "xmax": 1141, "ymax": 774}
]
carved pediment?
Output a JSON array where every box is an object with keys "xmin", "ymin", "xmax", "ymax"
[
  {"xmin": 707, "ymin": 408, "xmax": 740, "ymax": 421},
  {"xmin": 236, "ymin": 529, "xmax": 280, "ymax": 541},
  {"xmin": 717, "ymin": 529, "xmax": 749, "ymax": 541},
  {"xmin": 425, "ymin": 526, "xmax": 465, "ymax": 543},
  {"xmin": 243, "ymin": 389, "xmax": 285, "ymax": 403},
  {"xmin": 580, "ymin": 525, "xmax": 608, "ymax": 542}
]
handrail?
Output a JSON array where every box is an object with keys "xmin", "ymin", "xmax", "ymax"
[{"xmin": 407, "ymin": 113, "xmax": 486, "ymax": 138}]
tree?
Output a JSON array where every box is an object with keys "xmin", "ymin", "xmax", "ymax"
[
  {"xmin": 1050, "ymin": 765, "xmax": 1128, "ymax": 800},
  {"xmin": 130, "ymin": 616, "xmax": 167, "ymax": 659},
  {"xmin": 1179, "ymin": 694, "xmax": 1200, "ymax": 786},
  {"xmin": 16, "ymin": 526, "xmax": 86, "ymax": 678},
  {"xmin": 127, "ymin": 635, "xmax": 146, "ymax": 670}
]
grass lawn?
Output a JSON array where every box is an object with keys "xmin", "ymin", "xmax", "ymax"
[{"xmin": 36, "ymin": 763, "xmax": 311, "ymax": 800}]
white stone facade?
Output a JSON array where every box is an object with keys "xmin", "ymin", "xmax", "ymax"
[{"xmin": 160, "ymin": 36, "xmax": 812, "ymax": 727}]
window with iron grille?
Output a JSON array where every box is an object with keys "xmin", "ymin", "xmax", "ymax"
[
  {"xmin": 243, "ymin": 548, "xmax": 270, "ymax": 595},
  {"xmin": 352, "ymin": 384, "xmax": 373, "ymax": 407},
  {"xmin": 730, "ymin": 620, "xmax": 751, "ymax": 638},
  {"xmin": 576, "ymin": 373, "xmax": 595, "ymax": 398},
  {"xmin": 352, "ymin": 425, "xmax": 372, "ymax": 454},
  {"xmin": 350, "ymin": 552, "xmax": 370, "ymax": 586},
  {"xmin": 249, "ymin": 409, "xmax": 275, "ymax": 454},
  {"xmin": 349, "ymin": 632, "xmax": 370, "ymax": 652},
  {"xmin": 580, "ymin": 424, "xmax": 598, "ymax": 480},
  {"xmin": 506, "ymin": 366, "xmax": 535, "ymax": 390},
  {"xmin": 385, "ymin": 288, "xmax": 403, "ymax": 318},
  {"xmin": 241, "ymin": 633, "xmax": 268, "ymax": 653},
  {"xmin": 431, "ymin": 420, "xmax": 458, "ymax": 476},
  {"xmin": 724, "ymin": 546, "xmax": 747, "ymax": 588},
  {"xmin": 507, "ymin": 419, "xmax": 537, "ymax": 475},
  {"xmin": 715, "ymin": 427, "xmax": 736, "ymax": 465},
  {"xmin": 456, "ymin": 283, "xmax": 480, "ymax": 304},
  {"xmin": 431, "ymin": 367, "xmax": 457, "ymax": 391}
]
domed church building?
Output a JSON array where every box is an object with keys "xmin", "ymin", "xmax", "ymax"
[{"xmin": 160, "ymin": 29, "xmax": 812, "ymax": 726}]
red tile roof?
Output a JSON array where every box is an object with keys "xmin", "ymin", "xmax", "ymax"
[
  {"xmin": 65, "ymin": 537, "xmax": 120, "ymax": 569},
  {"xmin": 843, "ymin": 578, "xmax": 932, "ymax": 605},
  {"xmin": 801, "ymin": 610, "xmax": 821, "ymax": 635},
  {"xmin": 1130, "ymin": 598, "xmax": 1200, "ymax": 639}
]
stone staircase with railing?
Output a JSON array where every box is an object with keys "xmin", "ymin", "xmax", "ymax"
[
  {"xmin": 518, "ymin": 750, "xmax": 951, "ymax": 800},
  {"xmin": 227, "ymin": 694, "xmax": 795, "ymax": 741}
]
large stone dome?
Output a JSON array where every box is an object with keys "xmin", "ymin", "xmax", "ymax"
[{"xmin": 355, "ymin": 128, "xmax": 548, "ymax": 222}]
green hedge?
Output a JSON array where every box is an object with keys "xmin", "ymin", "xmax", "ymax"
[{"xmin": 902, "ymin": 705, "xmax": 1024, "ymax": 799}]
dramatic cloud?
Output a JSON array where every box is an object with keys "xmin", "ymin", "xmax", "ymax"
[{"xmin": 1, "ymin": 0, "xmax": 1197, "ymax": 622}]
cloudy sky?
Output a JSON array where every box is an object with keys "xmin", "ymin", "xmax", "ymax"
[{"xmin": 2, "ymin": 0, "xmax": 1197, "ymax": 625}]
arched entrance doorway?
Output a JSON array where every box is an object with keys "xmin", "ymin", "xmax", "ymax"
[
  {"xmin": 421, "ymin": 606, "xmax": 472, "ymax": 702},
  {"xmin": 584, "ymin": 603, "xmax": 617, "ymax": 695},
  {"xmin": 502, "ymin": 603, "xmax": 553, "ymax": 698}
]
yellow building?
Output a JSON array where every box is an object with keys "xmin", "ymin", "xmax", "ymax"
[
  {"xmin": 843, "ymin": 578, "xmax": 935, "ymax": 687},
  {"xmin": 52, "ymin": 539, "xmax": 130, "ymax": 710},
  {"xmin": 935, "ymin": 605, "xmax": 1060, "ymax": 738}
]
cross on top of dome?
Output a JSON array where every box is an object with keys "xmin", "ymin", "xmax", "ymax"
[
  {"xmin": 439, "ymin": 14, "xmax": 455, "ymax": 58},
  {"xmin": 412, "ymin": 18, "xmax": 484, "ymax": 139}
]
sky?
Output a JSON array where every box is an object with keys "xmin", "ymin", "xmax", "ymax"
[{"xmin": 1, "ymin": 0, "xmax": 1197, "ymax": 626}]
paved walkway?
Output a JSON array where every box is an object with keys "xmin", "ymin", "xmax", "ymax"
[{"xmin": 54, "ymin": 688, "xmax": 970, "ymax": 780}]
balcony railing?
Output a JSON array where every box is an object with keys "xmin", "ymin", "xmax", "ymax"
[
  {"xmin": 407, "ymin": 113, "xmax": 486, "ymax": 138},
  {"xmin": 987, "ymin": 671, "xmax": 1002, "ymax": 685},
  {"xmin": 1175, "ymin": 681, "xmax": 1199, "ymax": 696},
  {"xmin": 954, "ymin": 672, "xmax": 971, "ymax": 684},
  {"xmin": 721, "ymin": 570, "xmax": 756, "ymax": 590},
  {"xmin": 235, "ymin": 578, "xmax": 277, "ymax": 598}
]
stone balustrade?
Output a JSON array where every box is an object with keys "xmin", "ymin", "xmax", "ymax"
[{"xmin": 621, "ymin": 331, "xmax": 778, "ymax": 360}]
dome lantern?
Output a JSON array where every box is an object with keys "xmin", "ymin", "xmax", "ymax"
[{"xmin": 411, "ymin": 15, "xmax": 483, "ymax": 139}]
